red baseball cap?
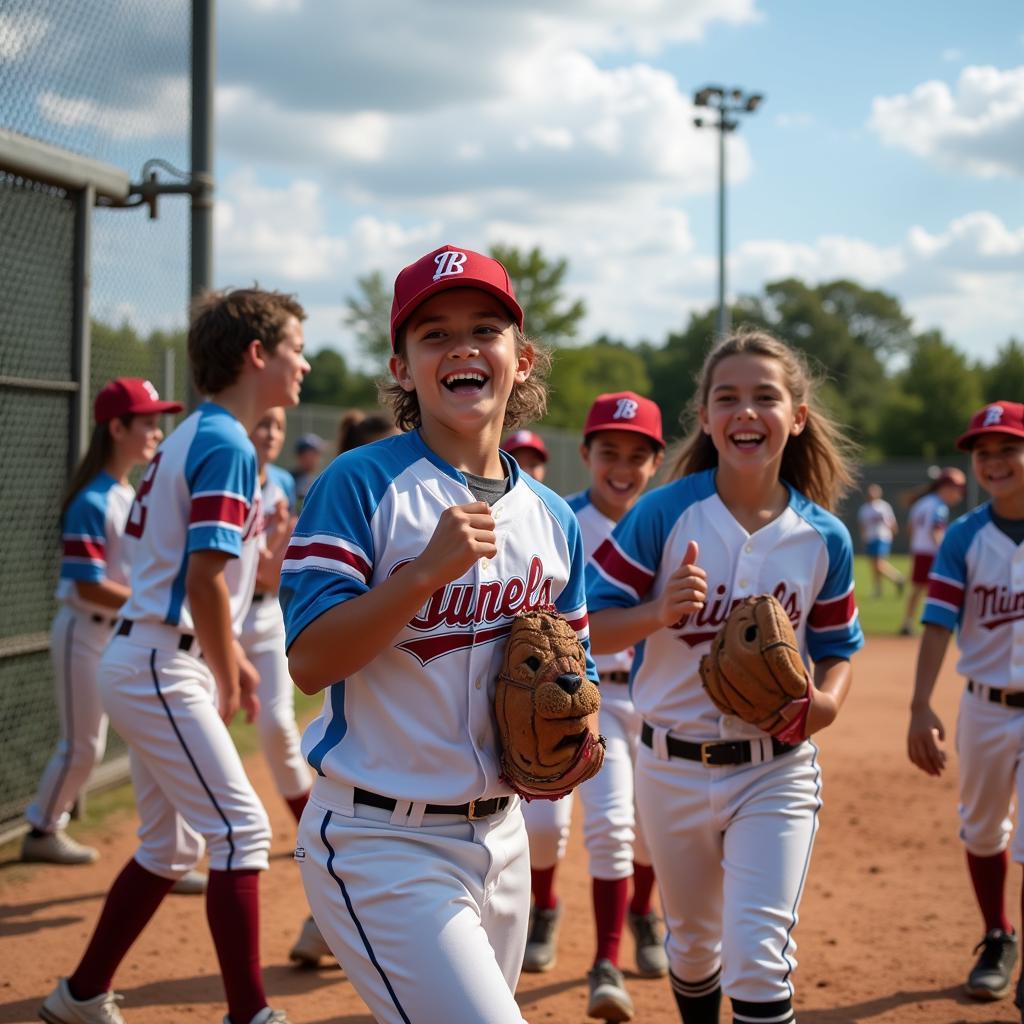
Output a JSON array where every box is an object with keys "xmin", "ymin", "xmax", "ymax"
[
  {"xmin": 583, "ymin": 391, "xmax": 665, "ymax": 448},
  {"xmin": 500, "ymin": 429, "xmax": 548, "ymax": 462},
  {"xmin": 93, "ymin": 378, "xmax": 183, "ymax": 424},
  {"xmin": 956, "ymin": 401, "xmax": 1024, "ymax": 450},
  {"xmin": 390, "ymin": 244, "xmax": 524, "ymax": 348}
]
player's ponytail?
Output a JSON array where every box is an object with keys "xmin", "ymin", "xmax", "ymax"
[
  {"xmin": 59, "ymin": 422, "xmax": 115, "ymax": 524},
  {"xmin": 669, "ymin": 327, "xmax": 858, "ymax": 511}
]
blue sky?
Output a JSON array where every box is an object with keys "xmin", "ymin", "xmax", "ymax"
[{"xmin": 5, "ymin": 1, "xmax": 1022, "ymax": 366}]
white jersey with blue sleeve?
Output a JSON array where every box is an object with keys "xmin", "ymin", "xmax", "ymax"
[
  {"xmin": 909, "ymin": 492, "xmax": 950, "ymax": 555},
  {"xmin": 120, "ymin": 402, "xmax": 260, "ymax": 634},
  {"xmin": 566, "ymin": 490, "xmax": 632, "ymax": 678},
  {"xmin": 923, "ymin": 503, "xmax": 1024, "ymax": 686},
  {"xmin": 266, "ymin": 463, "xmax": 296, "ymax": 511},
  {"xmin": 280, "ymin": 429, "xmax": 596, "ymax": 808},
  {"xmin": 587, "ymin": 469, "xmax": 863, "ymax": 738},
  {"xmin": 56, "ymin": 471, "xmax": 134, "ymax": 616}
]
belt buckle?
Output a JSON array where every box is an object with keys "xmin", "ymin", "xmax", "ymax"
[
  {"xmin": 700, "ymin": 742, "xmax": 716, "ymax": 767},
  {"xmin": 1000, "ymin": 689, "xmax": 1013, "ymax": 707},
  {"xmin": 467, "ymin": 799, "xmax": 486, "ymax": 820}
]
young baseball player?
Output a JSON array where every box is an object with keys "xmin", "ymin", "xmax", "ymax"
[
  {"xmin": 22, "ymin": 378, "xmax": 181, "ymax": 867},
  {"xmin": 280, "ymin": 244, "xmax": 597, "ymax": 1024},
  {"xmin": 588, "ymin": 328, "xmax": 863, "ymax": 1024},
  {"xmin": 501, "ymin": 428, "xmax": 549, "ymax": 482},
  {"xmin": 907, "ymin": 400, "xmax": 1024, "ymax": 1012},
  {"xmin": 521, "ymin": 391, "xmax": 667, "ymax": 1020},
  {"xmin": 899, "ymin": 468, "xmax": 966, "ymax": 634},
  {"xmin": 290, "ymin": 432, "xmax": 325, "ymax": 512},
  {"xmin": 40, "ymin": 288, "xmax": 310, "ymax": 1024},
  {"xmin": 857, "ymin": 483, "xmax": 905, "ymax": 598}
]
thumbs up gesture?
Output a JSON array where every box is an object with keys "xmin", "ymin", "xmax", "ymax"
[{"xmin": 657, "ymin": 540, "xmax": 708, "ymax": 628}]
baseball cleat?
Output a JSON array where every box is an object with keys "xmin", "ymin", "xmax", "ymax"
[
  {"xmin": 288, "ymin": 915, "xmax": 333, "ymax": 967},
  {"xmin": 38, "ymin": 977, "xmax": 125, "ymax": 1023},
  {"xmin": 223, "ymin": 1008, "xmax": 292, "ymax": 1024},
  {"xmin": 22, "ymin": 830, "xmax": 99, "ymax": 866},
  {"xmin": 966, "ymin": 928, "xmax": 1018, "ymax": 1000},
  {"xmin": 522, "ymin": 902, "xmax": 562, "ymax": 973},
  {"xmin": 586, "ymin": 959, "xmax": 634, "ymax": 1022},
  {"xmin": 627, "ymin": 910, "xmax": 669, "ymax": 978}
]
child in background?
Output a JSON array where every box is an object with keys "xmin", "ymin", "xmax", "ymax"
[
  {"xmin": 857, "ymin": 483, "xmax": 904, "ymax": 598},
  {"xmin": 522, "ymin": 391, "xmax": 667, "ymax": 1022},
  {"xmin": 336, "ymin": 408, "xmax": 398, "ymax": 455},
  {"xmin": 23, "ymin": 378, "xmax": 181, "ymax": 866},
  {"xmin": 900, "ymin": 467, "xmax": 966, "ymax": 635},
  {"xmin": 588, "ymin": 329, "xmax": 863, "ymax": 1024},
  {"xmin": 500, "ymin": 428, "xmax": 549, "ymax": 482},
  {"xmin": 281, "ymin": 244, "xmax": 597, "ymax": 1024},
  {"xmin": 908, "ymin": 401, "xmax": 1024, "ymax": 1013},
  {"xmin": 290, "ymin": 432, "xmax": 325, "ymax": 511}
]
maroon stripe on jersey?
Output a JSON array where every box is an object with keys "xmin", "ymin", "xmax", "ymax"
[
  {"xmin": 285, "ymin": 541, "xmax": 372, "ymax": 581},
  {"xmin": 189, "ymin": 494, "xmax": 249, "ymax": 527},
  {"xmin": 808, "ymin": 589, "xmax": 856, "ymax": 630},
  {"xmin": 594, "ymin": 539, "xmax": 654, "ymax": 598},
  {"xmin": 927, "ymin": 576, "xmax": 964, "ymax": 608},
  {"xmin": 63, "ymin": 537, "xmax": 105, "ymax": 560},
  {"xmin": 565, "ymin": 611, "xmax": 589, "ymax": 633}
]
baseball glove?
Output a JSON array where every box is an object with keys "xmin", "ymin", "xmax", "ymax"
[
  {"xmin": 495, "ymin": 607, "xmax": 605, "ymax": 801},
  {"xmin": 699, "ymin": 594, "xmax": 809, "ymax": 734}
]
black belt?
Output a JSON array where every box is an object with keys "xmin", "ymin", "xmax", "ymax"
[
  {"xmin": 600, "ymin": 671, "xmax": 630, "ymax": 684},
  {"xmin": 640, "ymin": 722, "xmax": 797, "ymax": 767},
  {"xmin": 90, "ymin": 613, "xmax": 117, "ymax": 627},
  {"xmin": 353, "ymin": 787, "xmax": 510, "ymax": 820},
  {"xmin": 968, "ymin": 679, "xmax": 1024, "ymax": 709},
  {"xmin": 252, "ymin": 592, "xmax": 268, "ymax": 603},
  {"xmin": 116, "ymin": 619, "xmax": 197, "ymax": 653}
]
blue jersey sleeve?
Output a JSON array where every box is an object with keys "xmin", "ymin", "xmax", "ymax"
[
  {"xmin": 60, "ymin": 486, "xmax": 109, "ymax": 582},
  {"xmin": 185, "ymin": 438, "xmax": 257, "ymax": 557},
  {"xmin": 279, "ymin": 453, "xmax": 381, "ymax": 651},
  {"xmin": 268, "ymin": 464, "xmax": 297, "ymax": 510},
  {"xmin": 804, "ymin": 513, "xmax": 863, "ymax": 662},
  {"xmin": 922, "ymin": 507, "xmax": 987, "ymax": 631}
]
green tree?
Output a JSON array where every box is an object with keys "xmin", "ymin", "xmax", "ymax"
[
  {"xmin": 877, "ymin": 331, "xmax": 984, "ymax": 456},
  {"xmin": 299, "ymin": 348, "xmax": 378, "ymax": 409},
  {"xmin": 488, "ymin": 245, "xmax": 586, "ymax": 346},
  {"xmin": 343, "ymin": 270, "xmax": 392, "ymax": 374},
  {"xmin": 980, "ymin": 338, "xmax": 1024, "ymax": 402},
  {"xmin": 545, "ymin": 339, "xmax": 650, "ymax": 430}
]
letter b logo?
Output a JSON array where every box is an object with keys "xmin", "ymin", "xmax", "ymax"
[
  {"xmin": 433, "ymin": 251, "xmax": 468, "ymax": 281},
  {"xmin": 614, "ymin": 398, "xmax": 639, "ymax": 420}
]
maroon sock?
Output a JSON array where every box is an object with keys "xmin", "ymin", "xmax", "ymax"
[
  {"xmin": 531, "ymin": 866, "xmax": 558, "ymax": 912},
  {"xmin": 285, "ymin": 790, "xmax": 310, "ymax": 823},
  {"xmin": 207, "ymin": 868, "xmax": 266, "ymax": 1024},
  {"xmin": 69, "ymin": 858, "xmax": 174, "ymax": 1000},
  {"xmin": 630, "ymin": 862, "xmax": 656, "ymax": 916},
  {"xmin": 593, "ymin": 876, "xmax": 630, "ymax": 967},
  {"xmin": 967, "ymin": 850, "xmax": 1013, "ymax": 933}
]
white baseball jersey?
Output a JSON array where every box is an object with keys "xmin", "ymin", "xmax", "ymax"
[
  {"xmin": 280, "ymin": 429, "xmax": 596, "ymax": 807},
  {"xmin": 908, "ymin": 492, "xmax": 950, "ymax": 555},
  {"xmin": 120, "ymin": 402, "xmax": 261, "ymax": 634},
  {"xmin": 587, "ymin": 469, "xmax": 863, "ymax": 736},
  {"xmin": 923, "ymin": 503, "xmax": 1024, "ymax": 686},
  {"xmin": 857, "ymin": 498, "xmax": 896, "ymax": 544},
  {"xmin": 56, "ymin": 471, "xmax": 134, "ymax": 616},
  {"xmin": 566, "ymin": 490, "xmax": 632, "ymax": 677}
]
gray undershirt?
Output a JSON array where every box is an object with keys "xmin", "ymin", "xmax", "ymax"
[{"xmin": 463, "ymin": 470, "xmax": 509, "ymax": 506}]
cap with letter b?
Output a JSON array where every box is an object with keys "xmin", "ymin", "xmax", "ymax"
[
  {"xmin": 956, "ymin": 401, "xmax": 1024, "ymax": 451},
  {"xmin": 390, "ymin": 244, "xmax": 524, "ymax": 349},
  {"xmin": 583, "ymin": 391, "xmax": 665, "ymax": 449}
]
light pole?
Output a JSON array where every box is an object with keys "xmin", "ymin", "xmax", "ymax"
[{"xmin": 693, "ymin": 86, "xmax": 763, "ymax": 337}]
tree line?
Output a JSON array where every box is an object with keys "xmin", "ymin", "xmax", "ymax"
[{"xmin": 93, "ymin": 246, "xmax": 1022, "ymax": 459}]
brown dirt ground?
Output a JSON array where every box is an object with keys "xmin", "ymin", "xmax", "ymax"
[{"xmin": 2, "ymin": 635, "xmax": 1022, "ymax": 1024}]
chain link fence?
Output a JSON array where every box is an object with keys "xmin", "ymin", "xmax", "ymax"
[{"xmin": 1, "ymin": 0, "xmax": 190, "ymax": 835}]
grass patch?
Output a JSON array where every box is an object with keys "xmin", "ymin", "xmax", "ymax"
[{"xmin": 853, "ymin": 554, "xmax": 913, "ymax": 636}]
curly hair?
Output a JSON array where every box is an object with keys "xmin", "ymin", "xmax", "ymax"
[
  {"xmin": 669, "ymin": 326, "xmax": 858, "ymax": 511},
  {"xmin": 378, "ymin": 325, "xmax": 551, "ymax": 434},
  {"xmin": 188, "ymin": 287, "xmax": 306, "ymax": 396}
]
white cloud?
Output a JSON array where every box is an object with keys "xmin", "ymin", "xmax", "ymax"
[{"xmin": 869, "ymin": 65, "xmax": 1024, "ymax": 177}]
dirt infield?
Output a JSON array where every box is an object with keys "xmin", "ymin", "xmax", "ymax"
[{"xmin": 2, "ymin": 635, "xmax": 1021, "ymax": 1024}]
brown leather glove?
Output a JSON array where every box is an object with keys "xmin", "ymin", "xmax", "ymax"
[
  {"xmin": 699, "ymin": 594, "xmax": 809, "ymax": 733},
  {"xmin": 495, "ymin": 608, "xmax": 605, "ymax": 800}
]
